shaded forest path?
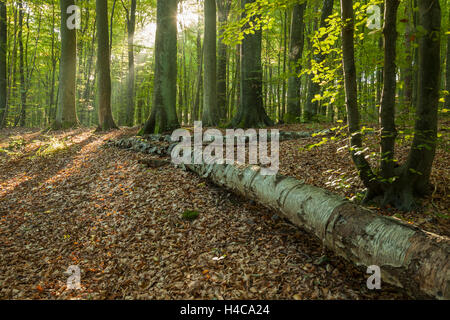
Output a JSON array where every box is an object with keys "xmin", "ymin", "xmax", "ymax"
[{"xmin": 1, "ymin": 126, "xmax": 442, "ymax": 299}]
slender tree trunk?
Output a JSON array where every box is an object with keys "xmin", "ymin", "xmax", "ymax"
[
  {"xmin": 304, "ymin": 0, "xmax": 334, "ymax": 122},
  {"xmin": 281, "ymin": 11, "xmax": 288, "ymax": 122},
  {"xmin": 202, "ymin": 0, "xmax": 219, "ymax": 126},
  {"xmin": 217, "ymin": 0, "xmax": 231, "ymax": 120},
  {"xmin": 234, "ymin": 43, "xmax": 240, "ymax": 116},
  {"xmin": 446, "ymin": 24, "xmax": 450, "ymax": 109},
  {"xmin": 109, "ymin": 0, "xmax": 117, "ymax": 54},
  {"xmin": 82, "ymin": 17, "xmax": 96, "ymax": 124},
  {"xmin": 376, "ymin": 4, "xmax": 384, "ymax": 119},
  {"xmin": 402, "ymin": 0, "xmax": 441, "ymax": 198},
  {"xmin": 2, "ymin": 5, "xmax": 15, "ymax": 128},
  {"xmin": 192, "ymin": 8, "xmax": 203, "ymax": 124},
  {"xmin": 231, "ymin": 0, "xmax": 273, "ymax": 128},
  {"xmin": 379, "ymin": 0, "xmax": 400, "ymax": 179},
  {"xmin": 49, "ymin": 0, "xmax": 57, "ymax": 125},
  {"xmin": 193, "ymin": 42, "xmax": 203, "ymax": 124},
  {"xmin": 183, "ymin": 29, "xmax": 189, "ymax": 124},
  {"xmin": 141, "ymin": 0, "xmax": 179, "ymax": 134},
  {"xmin": 54, "ymin": 0, "xmax": 79, "ymax": 129},
  {"xmin": 96, "ymin": 0, "xmax": 118, "ymax": 131},
  {"xmin": 0, "ymin": 0, "xmax": 6, "ymax": 128},
  {"xmin": 340, "ymin": 0, "xmax": 378, "ymax": 191},
  {"xmin": 285, "ymin": 2, "xmax": 306, "ymax": 123},
  {"xmin": 18, "ymin": 0, "xmax": 26, "ymax": 127},
  {"xmin": 403, "ymin": 4, "xmax": 413, "ymax": 115},
  {"xmin": 123, "ymin": 0, "xmax": 136, "ymax": 127}
]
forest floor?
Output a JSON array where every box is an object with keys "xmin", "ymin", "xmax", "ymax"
[{"xmin": 0, "ymin": 123, "xmax": 448, "ymax": 300}]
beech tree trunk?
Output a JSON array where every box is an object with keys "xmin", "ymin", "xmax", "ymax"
[
  {"xmin": 96, "ymin": 0, "xmax": 118, "ymax": 131},
  {"xmin": 446, "ymin": 26, "xmax": 450, "ymax": 109},
  {"xmin": 202, "ymin": 0, "xmax": 219, "ymax": 126},
  {"xmin": 340, "ymin": 0, "xmax": 377, "ymax": 190},
  {"xmin": 379, "ymin": 0, "xmax": 400, "ymax": 179},
  {"xmin": 18, "ymin": 0, "xmax": 26, "ymax": 127},
  {"xmin": 0, "ymin": 0, "xmax": 6, "ymax": 128},
  {"xmin": 141, "ymin": 0, "xmax": 179, "ymax": 134},
  {"xmin": 285, "ymin": 2, "xmax": 306, "ymax": 124},
  {"xmin": 124, "ymin": 0, "xmax": 137, "ymax": 127},
  {"xmin": 192, "ymin": 7, "xmax": 203, "ymax": 124},
  {"xmin": 54, "ymin": 0, "xmax": 79, "ymax": 129},
  {"xmin": 217, "ymin": 0, "xmax": 231, "ymax": 121},
  {"xmin": 231, "ymin": 0, "xmax": 273, "ymax": 128}
]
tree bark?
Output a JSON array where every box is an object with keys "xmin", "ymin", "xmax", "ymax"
[
  {"xmin": 96, "ymin": 0, "xmax": 118, "ymax": 131},
  {"xmin": 18, "ymin": 0, "xmax": 26, "ymax": 127},
  {"xmin": 202, "ymin": 0, "xmax": 219, "ymax": 126},
  {"xmin": 217, "ymin": 0, "xmax": 231, "ymax": 121},
  {"xmin": 54, "ymin": 0, "xmax": 79, "ymax": 129},
  {"xmin": 285, "ymin": 2, "xmax": 306, "ymax": 124},
  {"xmin": 446, "ymin": 23, "xmax": 450, "ymax": 109},
  {"xmin": 231, "ymin": 0, "xmax": 273, "ymax": 128},
  {"xmin": 0, "ymin": 0, "xmax": 6, "ymax": 128},
  {"xmin": 403, "ymin": 4, "xmax": 413, "ymax": 114},
  {"xmin": 192, "ymin": 6, "xmax": 203, "ymax": 124},
  {"xmin": 184, "ymin": 156, "xmax": 449, "ymax": 300},
  {"xmin": 140, "ymin": 0, "xmax": 179, "ymax": 134},
  {"xmin": 402, "ymin": 0, "xmax": 441, "ymax": 198},
  {"xmin": 340, "ymin": 0, "xmax": 377, "ymax": 191},
  {"xmin": 123, "ymin": 0, "xmax": 136, "ymax": 127},
  {"xmin": 379, "ymin": 0, "xmax": 400, "ymax": 180}
]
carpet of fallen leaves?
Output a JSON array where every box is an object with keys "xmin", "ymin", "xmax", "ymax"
[{"xmin": 0, "ymin": 123, "xmax": 447, "ymax": 300}]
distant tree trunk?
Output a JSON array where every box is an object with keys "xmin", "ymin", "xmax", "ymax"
[
  {"xmin": 123, "ymin": 0, "xmax": 136, "ymax": 127},
  {"xmin": 217, "ymin": 0, "xmax": 231, "ymax": 120},
  {"xmin": 183, "ymin": 30, "xmax": 189, "ymax": 124},
  {"xmin": 304, "ymin": 0, "xmax": 334, "ymax": 122},
  {"xmin": 96, "ymin": 0, "xmax": 118, "ymax": 131},
  {"xmin": 446, "ymin": 28, "xmax": 450, "ymax": 109},
  {"xmin": 0, "ymin": 0, "xmax": 6, "ymax": 128},
  {"xmin": 234, "ymin": 43, "xmax": 240, "ymax": 115},
  {"xmin": 231, "ymin": 0, "xmax": 273, "ymax": 128},
  {"xmin": 1, "ymin": 4, "xmax": 14, "ymax": 128},
  {"xmin": 54, "ymin": 0, "xmax": 79, "ymax": 129},
  {"xmin": 109, "ymin": 0, "xmax": 117, "ymax": 54},
  {"xmin": 82, "ymin": 17, "xmax": 96, "ymax": 122},
  {"xmin": 141, "ymin": 0, "xmax": 179, "ymax": 134},
  {"xmin": 48, "ymin": 0, "xmax": 58, "ymax": 125},
  {"xmin": 202, "ymin": 0, "xmax": 219, "ymax": 126},
  {"xmin": 285, "ymin": 2, "xmax": 306, "ymax": 123},
  {"xmin": 379, "ymin": 0, "xmax": 400, "ymax": 179},
  {"xmin": 375, "ymin": 4, "xmax": 384, "ymax": 119},
  {"xmin": 192, "ymin": 6, "xmax": 203, "ymax": 124},
  {"xmin": 403, "ymin": 4, "xmax": 413, "ymax": 114},
  {"xmin": 281, "ymin": 11, "xmax": 288, "ymax": 121},
  {"xmin": 193, "ymin": 40, "xmax": 203, "ymax": 124},
  {"xmin": 18, "ymin": 0, "xmax": 26, "ymax": 127}
]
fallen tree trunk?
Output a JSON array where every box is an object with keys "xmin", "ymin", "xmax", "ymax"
[
  {"xmin": 110, "ymin": 138, "xmax": 449, "ymax": 299},
  {"xmin": 186, "ymin": 161, "xmax": 449, "ymax": 299}
]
